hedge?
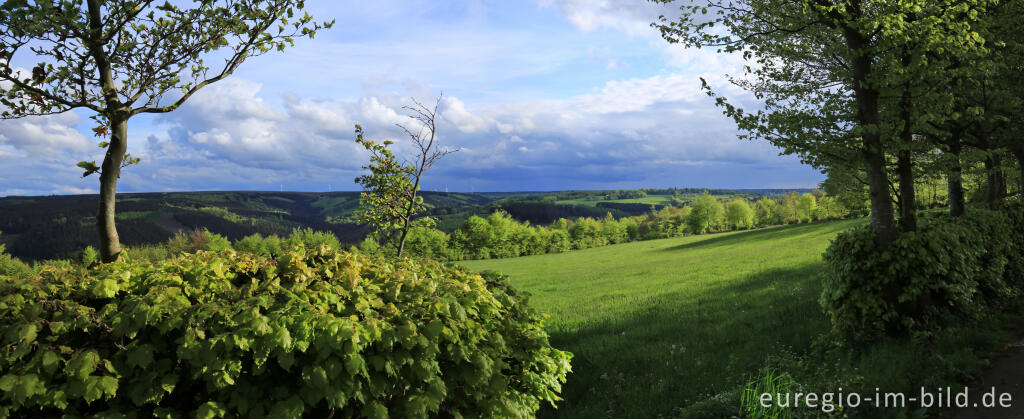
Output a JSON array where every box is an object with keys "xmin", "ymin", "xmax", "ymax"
[
  {"xmin": 0, "ymin": 245, "xmax": 571, "ymax": 417},
  {"xmin": 821, "ymin": 208, "xmax": 1024, "ymax": 341}
]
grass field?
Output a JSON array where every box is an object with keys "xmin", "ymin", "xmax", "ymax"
[{"xmin": 459, "ymin": 219, "xmax": 1017, "ymax": 417}]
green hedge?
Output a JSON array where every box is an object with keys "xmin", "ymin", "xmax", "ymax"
[
  {"xmin": 0, "ymin": 246, "xmax": 571, "ymax": 417},
  {"xmin": 821, "ymin": 208, "xmax": 1024, "ymax": 341}
]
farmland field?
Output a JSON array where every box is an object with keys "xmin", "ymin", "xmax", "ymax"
[{"xmin": 459, "ymin": 219, "xmax": 1015, "ymax": 417}]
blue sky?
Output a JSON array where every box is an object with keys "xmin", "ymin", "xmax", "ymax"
[{"xmin": 0, "ymin": 0, "xmax": 824, "ymax": 196}]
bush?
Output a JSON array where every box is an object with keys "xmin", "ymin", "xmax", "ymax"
[
  {"xmin": 234, "ymin": 233, "xmax": 285, "ymax": 257},
  {"xmin": 0, "ymin": 246, "xmax": 571, "ymax": 417},
  {"xmin": 0, "ymin": 246, "xmax": 31, "ymax": 278},
  {"xmin": 287, "ymin": 228, "xmax": 341, "ymax": 252},
  {"xmin": 821, "ymin": 209, "xmax": 1023, "ymax": 341},
  {"xmin": 402, "ymin": 226, "xmax": 449, "ymax": 260},
  {"xmin": 77, "ymin": 246, "xmax": 100, "ymax": 266}
]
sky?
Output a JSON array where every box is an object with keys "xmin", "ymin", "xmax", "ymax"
[{"xmin": 0, "ymin": 0, "xmax": 826, "ymax": 197}]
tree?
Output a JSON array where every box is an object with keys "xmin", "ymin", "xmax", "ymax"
[
  {"xmin": 0, "ymin": 0, "xmax": 330, "ymax": 262},
  {"xmin": 798, "ymin": 193, "xmax": 817, "ymax": 223},
  {"xmin": 780, "ymin": 192, "xmax": 801, "ymax": 224},
  {"xmin": 354, "ymin": 95, "xmax": 456, "ymax": 257},
  {"xmin": 754, "ymin": 197, "xmax": 781, "ymax": 226},
  {"xmin": 686, "ymin": 193, "xmax": 724, "ymax": 234},
  {"xmin": 652, "ymin": 0, "xmax": 995, "ymax": 246},
  {"xmin": 725, "ymin": 198, "xmax": 755, "ymax": 230}
]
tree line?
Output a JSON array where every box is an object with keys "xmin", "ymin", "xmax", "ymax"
[{"xmin": 361, "ymin": 191, "xmax": 849, "ymax": 261}]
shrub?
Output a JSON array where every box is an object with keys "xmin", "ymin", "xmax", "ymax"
[
  {"xmin": 77, "ymin": 246, "xmax": 100, "ymax": 266},
  {"xmin": 123, "ymin": 244, "xmax": 170, "ymax": 264},
  {"xmin": 287, "ymin": 228, "xmax": 341, "ymax": 252},
  {"xmin": 0, "ymin": 247, "xmax": 31, "ymax": 278},
  {"xmin": 234, "ymin": 233, "xmax": 284, "ymax": 257},
  {"xmin": 402, "ymin": 226, "xmax": 449, "ymax": 260},
  {"xmin": 821, "ymin": 209, "xmax": 1022, "ymax": 341},
  {"xmin": 0, "ymin": 246, "xmax": 571, "ymax": 417}
]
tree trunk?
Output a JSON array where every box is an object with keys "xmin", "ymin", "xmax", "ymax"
[
  {"xmin": 396, "ymin": 183, "xmax": 420, "ymax": 258},
  {"xmin": 947, "ymin": 137, "xmax": 965, "ymax": 217},
  {"xmin": 98, "ymin": 115, "xmax": 127, "ymax": 262},
  {"xmin": 985, "ymin": 152, "xmax": 1006, "ymax": 210},
  {"xmin": 87, "ymin": 0, "xmax": 126, "ymax": 263},
  {"xmin": 844, "ymin": 23, "xmax": 898, "ymax": 247},
  {"xmin": 897, "ymin": 149, "xmax": 916, "ymax": 232}
]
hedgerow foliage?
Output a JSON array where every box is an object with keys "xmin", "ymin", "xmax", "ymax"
[
  {"xmin": 821, "ymin": 208, "xmax": 1024, "ymax": 341},
  {"xmin": 0, "ymin": 246, "xmax": 571, "ymax": 417}
]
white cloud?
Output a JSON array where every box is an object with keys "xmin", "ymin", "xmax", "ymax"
[
  {"xmin": 536, "ymin": 0, "xmax": 672, "ymax": 36},
  {"xmin": 0, "ymin": 112, "xmax": 93, "ymax": 156}
]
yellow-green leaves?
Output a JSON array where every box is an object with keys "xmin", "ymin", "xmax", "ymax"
[{"xmin": 0, "ymin": 246, "xmax": 571, "ymax": 416}]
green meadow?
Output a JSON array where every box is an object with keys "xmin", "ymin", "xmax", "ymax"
[{"xmin": 460, "ymin": 219, "xmax": 1016, "ymax": 417}]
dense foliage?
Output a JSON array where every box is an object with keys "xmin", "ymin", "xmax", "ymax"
[
  {"xmin": 821, "ymin": 206, "xmax": 1024, "ymax": 341},
  {"xmin": 0, "ymin": 246, "xmax": 571, "ymax": 417}
]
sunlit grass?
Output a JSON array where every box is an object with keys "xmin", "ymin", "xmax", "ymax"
[
  {"xmin": 460, "ymin": 219, "xmax": 1017, "ymax": 417},
  {"xmin": 460, "ymin": 220, "xmax": 858, "ymax": 417}
]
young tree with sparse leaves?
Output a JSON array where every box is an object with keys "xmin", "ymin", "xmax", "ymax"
[
  {"xmin": 0, "ymin": 0, "xmax": 331, "ymax": 262},
  {"xmin": 354, "ymin": 95, "xmax": 457, "ymax": 258}
]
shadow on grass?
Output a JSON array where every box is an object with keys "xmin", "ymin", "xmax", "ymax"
[
  {"xmin": 539, "ymin": 263, "xmax": 829, "ymax": 418},
  {"xmin": 662, "ymin": 219, "xmax": 861, "ymax": 253}
]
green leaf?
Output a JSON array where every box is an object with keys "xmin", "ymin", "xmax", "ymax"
[
  {"xmin": 16, "ymin": 323, "xmax": 37, "ymax": 344},
  {"xmin": 126, "ymin": 345, "xmax": 154, "ymax": 369},
  {"xmin": 196, "ymin": 401, "xmax": 227, "ymax": 419},
  {"xmin": 0, "ymin": 375, "xmax": 16, "ymax": 392},
  {"xmin": 67, "ymin": 351, "xmax": 100, "ymax": 381},
  {"xmin": 41, "ymin": 351, "xmax": 62, "ymax": 373},
  {"xmin": 90, "ymin": 278, "xmax": 119, "ymax": 298}
]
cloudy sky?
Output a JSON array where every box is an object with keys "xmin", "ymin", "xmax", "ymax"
[{"xmin": 0, "ymin": 0, "xmax": 824, "ymax": 196}]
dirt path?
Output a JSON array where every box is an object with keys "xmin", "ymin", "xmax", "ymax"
[{"xmin": 950, "ymin": 335, "xmax": 1024, "ymax": 418}]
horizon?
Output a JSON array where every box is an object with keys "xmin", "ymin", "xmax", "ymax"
[{"xmin": 0, "ymin": 185, "xmax": 821, "ymax": 200}]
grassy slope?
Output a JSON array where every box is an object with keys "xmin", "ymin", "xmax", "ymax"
[{"xmin": 461, "ymin": 220, "xmax": 861, "ymax": 417}]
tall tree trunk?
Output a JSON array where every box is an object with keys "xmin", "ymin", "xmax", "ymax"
[
  {"xmin": 844, "ymin": 24, "xmax": 898, "ymax": 247},
  {"xmin": 88, "ymin": 0, "xmax": 126, "ymax": 262},
  {"xmin": 98, "ymin": 115, "xmax": 127, "ymax": 262},
  {"xmin": 947, "ymin": 136, "xmax": 965, "ymax": 217},
  {"xmin": 985, "ymin": 152, "xmax": 1006, "ymax": 210},
  {"xmin": 897, "ymin": 149, "xmax": 916, "ymax": 231}
]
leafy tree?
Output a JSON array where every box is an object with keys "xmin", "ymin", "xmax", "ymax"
[
  {"xmin": 725, "ymin": 198, "xmax": 755, "ymax": 230},
  {"xmin": 686, "ymin": 193, "xmax": 724, "ymax": 234},
  {"xmin": 652, "ymin": 0, "xmax": 995, "ymax": 246},
  {"xmin": 0, "ymin": 0, "xmax": 331, "ymax": 262},
  {"xmin": 754, "ymin": 197, "xmax": 781, "ymax": 226},
  {"xmin": 798, "ymin": 193, "xmax": 817, "ymax": 223},
  {"xmin": 780, "ymin": 192, "xmax": 801, "ymax": 224},
  {"xmin": 354, "ymin": 95, "xmax": 456, "ymax": 257}
]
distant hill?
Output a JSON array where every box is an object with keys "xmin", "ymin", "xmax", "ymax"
[
  {"xmin": 0, "ymin": 191, "xmax": 500, "ymax": 261},
  {"xmin": 0, "ymin": 188, "xmax": 817, "ymax": 262}
]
